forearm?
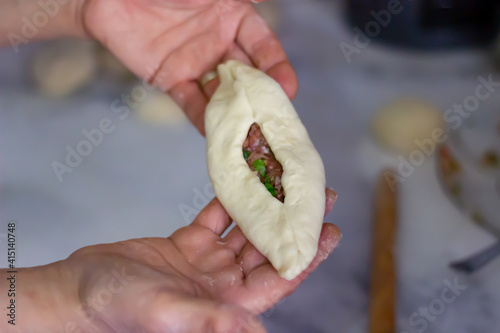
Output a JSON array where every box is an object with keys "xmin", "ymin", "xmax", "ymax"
[
  {"xmin": 0, "ymin": 0, "xmax": 86, "ymax": 51},
  {"xmin": 0, "ymin": 263, "xmax": 85, "ymax": 332}
]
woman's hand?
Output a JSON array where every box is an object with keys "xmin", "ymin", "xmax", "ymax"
[
  {"xmin": 3, "ymin": 189, "xmax": 339, "ymax": 333},
  {"xmin": 78, "ymin": 0, "xmax": 297, "ymax": 134},
  {"xmin": 0, "ymin": 0, "xmax": 297, "ymax": 134},
  {"xmin": 1, "ymin": 0, "xmax": 297, "ymax": 133}
]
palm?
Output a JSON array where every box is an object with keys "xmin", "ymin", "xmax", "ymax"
[
  {"xmin": 71, "ymin": 193, "xmax": 339, "ymax": 332},
  {"xmin": 81, "ymin": 0, "xmax": 298, "ymax": 133}
]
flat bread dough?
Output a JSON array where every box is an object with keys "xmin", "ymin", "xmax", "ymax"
[{"xmin": 205, "ymin": 61, "xmax": 325, "ymax": 280}]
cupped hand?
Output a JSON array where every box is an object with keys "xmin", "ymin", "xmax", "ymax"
[
  {"xmin": 63, "ymin": 188, "xmax": 339, "ymax": 332},
  {"xmin": 78, "ymin": 0, "xmax": 298, "ymax": 134}
]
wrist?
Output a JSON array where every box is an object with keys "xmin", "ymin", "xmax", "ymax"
[
  {"xmin": 0, "ymin": 262, "xmax": 86, "ymax": 333},
  {"xmin": 0, "ymin": 0, "xmax": 89, "ymax": 51}
]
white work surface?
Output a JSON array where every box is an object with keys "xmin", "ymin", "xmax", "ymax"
[{"xmin": 1, "ymin": 1, "xmax": 499, "ymax": 332}]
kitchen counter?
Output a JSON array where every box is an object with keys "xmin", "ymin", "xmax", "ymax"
[{"xmin": 1, "ymin": 1, "xmax": 499, "ymax": 332}]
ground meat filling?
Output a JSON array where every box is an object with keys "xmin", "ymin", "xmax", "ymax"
[{"xmin": 242, "ymin": 123, "xmax": 285, "ymax": 202}]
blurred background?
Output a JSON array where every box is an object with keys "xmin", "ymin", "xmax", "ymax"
[{"xmin": 1, "ymin": 0, "xmax": 500, "ymax": 332}]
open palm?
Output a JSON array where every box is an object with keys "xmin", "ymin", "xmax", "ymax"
[
  {"xmin": 68, "ymin": 189, "xmax": 339, "ymax": 332},
  {"xmin": 80, "ymin": 0, "xmax": 297, "ymax": 134}
]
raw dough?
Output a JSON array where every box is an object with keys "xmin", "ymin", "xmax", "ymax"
[
  {"xmin": 372, "ymin": 99, "xmax": 444, "ymax": 154},
  {"xmin": 134, "ymin": 89, "xmax": 187, "ymax": 126},
  {"xmin": 32, "ymin": 40, "xmax": 97, "ymax": 98},
  {"xmin": 205, "ymin": 61, "xmax": 325, "ymax": 280}
]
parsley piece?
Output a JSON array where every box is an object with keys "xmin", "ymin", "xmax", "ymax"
[
  {"xmin": 243, "ymin": 150, "xmax": 251, "ymax": 161},
  {"xmin": 264, "ymin": 181, "xmax": 277, "ymax": 197},
  {"xmin": 251, "ymin": 158, "xmax": 277, "ymax": 197},
  {"xmin": 253, "ymin": 159, "xmax": 267, "ymax": 177}
]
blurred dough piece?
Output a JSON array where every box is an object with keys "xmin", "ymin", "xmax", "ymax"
[
  {"xmin": 372, "ymin": 99, "xmax": 444, "ymax": 154},
  {"xmin": 134, "ymin": 90, "xmax": 187, "ymax": 126},
  {"xmin": 32, "ymin": 40, "xmax": 97, "ymax": 98}
]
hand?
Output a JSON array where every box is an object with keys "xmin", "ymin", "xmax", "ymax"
[
  {"xmin": 72, "ymin": 188, "xmax": 338, "ymax": 332},
  {"xmin": 78, "ymin": 0, "xmax": 298, "ymax": 135},
  {"xmin": 7, "ymin": 189, "xmax": 338, "ymax": 333}
]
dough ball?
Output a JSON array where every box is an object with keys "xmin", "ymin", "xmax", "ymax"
[
  {"xmin": 134, "ymin": 90, "xmax": 187, "ymax": 126},
  {"xmin": 32, "ymin": 40, "xmax": 97, "ymax": 98},
  {"xmin": 372, "ymin": 99, "xmax": 444, "ymax": 154}
]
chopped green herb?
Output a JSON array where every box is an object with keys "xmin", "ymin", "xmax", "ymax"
[
  {"xmin": 263, "ymin": 174, "xmax": 270, "ymax": 183},
  {"xmin": 243, "ymin": 150, "xmax": 251, "ymax": 161},
  {"xmin": 251, "ymin": 158, "xmax": 277, "ymax": 197},
  {"xmin": 253, "ymin": 159, "xmax": 267, "ymax": 177},
  {"xmin": 264, "ymin": 181, "xmax": 277, "ymax": 197}
]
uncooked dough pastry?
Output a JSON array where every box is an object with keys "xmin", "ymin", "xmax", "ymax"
[
  {"xmin": 32, "ymin": 39, "xmax": 97, "ymax": 98},
  {"xmin": 134, "ymin": 89, "xmax": 187, "ymax": 126},
  {"xmin": 372, "ymin": 99, "xmax": 444, "ymax": 154},
  {"xmin": 205, "ymin": 61, "xmax": 325, "ymax": 280}
]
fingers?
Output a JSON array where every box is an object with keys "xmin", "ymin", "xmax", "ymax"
[
  {"xmin": 170, "ymin": 81, "xmax": 208, "ymax": 136},
  {"xmin": 224, "ymin": 186, "xmax": 338, "ymax": 276},
  {"xmin": 236, "ymin": 8, "xmax": 298, "ymax": 99},
  {"xmin": 235, "ymin": 188, "xmax": 337, "ymax": 276},
  {"xmin": 164, "ymin": 30, "xmax": 232, "ymax": 136},
  {"xmin": 264, "ymin": 61, "xmax": 298, "ymax": 100},
  {"xmin": 226, "ymin": 187, "xmax": 337, "ymax": 256},
  {"xmin": 156, "ymin": 30, "xmax": 228, "ymax": 92},
  {"xmin": 171, "ymin": 6, "xmax": 298, "ymax": 136},
  {"xmin": 224, "ymin": 225, "xmax": 248, "ymax": 254},
  {"xmin": 185, "ymin": 187, "xmax": 337, "ymax": 252},
  {"xmin": 325, "ymin": 187, "xmax": 338, "ymax": 217},
  {"xmin": 143, "ymin": 294, "xmax": 267, "ymax": 333},
  {"xmin": 295, "ymin": 223, "xmax": 342, "ymax": 281},
  {"xmin": 238, "ymin": 242, "xmax": 267, "ymax": 277},
  {"xmin": 169, "ymin": 44, "xmax": 251, "ymax": 136},
  {"xmin": 223, "ymin": 43, "xmax": 254, "ymax": 66},
  {"xmin": 200, "ymin": 72, "xmax": 220, "ymax": 100},
  {"xmin": 192, "ymin": 197, "xmax": 233, "ymax": 236},
  {"xmin": 239, "ymin": 223, "xmax": 341, "ymax": 313},
  {"xmin": 180, "ymin": 42, "xmax": 254, "ymax": 136},
  {"xmin": 201, "ymin": 43, "xmax": 253, "ymax": 98}
]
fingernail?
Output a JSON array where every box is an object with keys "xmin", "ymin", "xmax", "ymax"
[{"xmin": 327, "ymin": 187, "xmax": 338, "ymax": 203}]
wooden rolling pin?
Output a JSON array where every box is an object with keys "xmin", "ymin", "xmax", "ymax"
[{"xmin": 369, "ymin": 170, "xmax": 398, "ymax": 333}]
